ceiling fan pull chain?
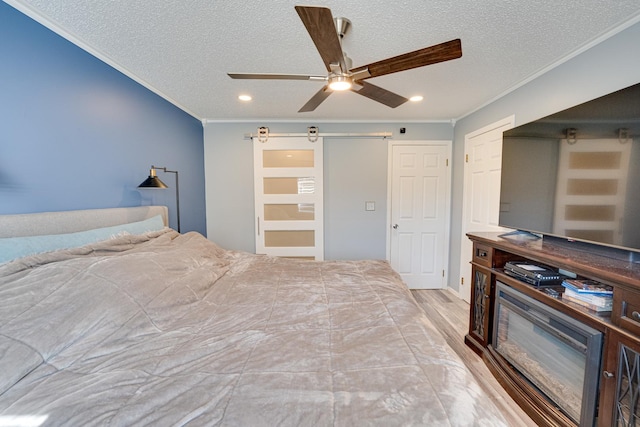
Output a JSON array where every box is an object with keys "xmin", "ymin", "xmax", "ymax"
[
  {"xmin": 258, "ymin": 126, "xmax": 269, "ymax": 143},
  {"xmin": 307, "ymin": 126, "xmax": 319, "ymax": 142}
]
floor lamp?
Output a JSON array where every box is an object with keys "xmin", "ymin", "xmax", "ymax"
[{"xmin": 138, "ymin": 165, "xmax": 181, "ymax": 232}]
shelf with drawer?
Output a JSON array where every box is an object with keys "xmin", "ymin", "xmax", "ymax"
[{"xmin": 613, "ymin": 287, "xmax": 640, "ymax": 336}]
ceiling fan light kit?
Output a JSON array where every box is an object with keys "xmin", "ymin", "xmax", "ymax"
[
  {"xmin": 228, "ymin": 6, "xmax": 462, "ymax": 112},
  {"xmin": 328, "ymin": 75, "xmax": 352, "ymax": 91}
]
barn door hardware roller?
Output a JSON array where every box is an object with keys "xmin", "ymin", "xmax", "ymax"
[
  {"xmin": 307, "ymin": 126, "xmax": 319, "ymax": 142},
  {"xmin": 258, "ymin": 126, "xmax": 269, "ymax": 143}
]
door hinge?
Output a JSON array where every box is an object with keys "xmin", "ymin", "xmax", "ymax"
[
  {"xmin": 461, "ymin": 277, "xmax": 464, "ymax": 285},
  {"xmin": 442, "ymin": 270, "xmax": 445, "ymax": 277},
  {"xmin": 465, "ymin": 154, "xmax": 469, "ymax": 163},
  {"xmin": 446, "ymin": 158, "xmax": 449, "ymax": 167}
]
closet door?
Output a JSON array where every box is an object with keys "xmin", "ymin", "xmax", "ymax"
[{"xmin": 254, "ymin": 137, "xmax": 324, "ymax": 260}]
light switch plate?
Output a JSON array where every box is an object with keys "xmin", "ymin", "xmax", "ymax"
[{"xmin": 365, "ymin": 201, "xmax": 375, "ymax": 211}]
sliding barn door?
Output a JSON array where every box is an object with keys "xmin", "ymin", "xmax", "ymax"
[
  {"xmin": 553, "ymin": 138, "xmax": 631, "ymax": 245},
  {"xmin": 253, "ymin": 137, "xmax": 324, "ymax": 260}
]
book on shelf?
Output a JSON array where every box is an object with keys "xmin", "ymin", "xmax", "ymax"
[
  {"xmin": 562, "ymin": 279, "xmax": 613, "ymax": 295},
  {"xmin": 562, "ymin": 293, "xmax": 612, "ymax": 313},
  {"xmin": 563, "ymin": 287, "xmax": 612, "ymax": 307}
]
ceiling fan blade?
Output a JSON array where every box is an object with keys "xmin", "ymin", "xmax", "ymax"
[
  {"xmin": 299, "ymin": 86, "xmax": 332, "ymax": 112},
  {"xmin": 228, "ymin": 73, "xmax": 325, "ymax": 81},
  {"xmin": 351, "ymin": 81, "xmax": 408, "ymax": 108},
  {"xmin": 295, "ymin": 6, "xmax": 347, "ymax": 73},
  {"xmin": 349, "ymin": 39, "xmax": 462, "ymax": 79}
]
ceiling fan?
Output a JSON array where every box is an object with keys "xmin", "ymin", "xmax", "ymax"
[{"xmin": 228, "ymin": 5, "xmax": 462, "ymax": 113}]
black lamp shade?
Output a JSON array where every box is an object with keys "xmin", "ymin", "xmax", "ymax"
[{"xmin": 138, "ymin": 175, "xmax": 168, "ymax": 188}]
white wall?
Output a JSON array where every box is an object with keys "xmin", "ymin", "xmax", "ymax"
[
  {"xmin": 448, "ymin": 20, "xmax": 640, "ymax": 293},
  {"xmin": 203, "ymin": 122, "xmax": 452, "ymax": 259}
]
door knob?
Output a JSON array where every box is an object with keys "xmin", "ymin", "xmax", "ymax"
[{"xmin": 393, "ymin": 224, "xmax": 399, "ymax": 229}]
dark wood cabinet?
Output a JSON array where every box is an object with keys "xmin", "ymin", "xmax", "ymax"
[
  {"xmin": 468, "ymin": 265, "xmax": 491, "ymax": 348},
  {"xmin": 465, "ymin": 242, "xmax": 497, "ymax": 352},
  {"xmin": 602, "ymin": 286, "xmax": 640, "ymax": 426},
  {"xmin": 466, "ymin": 232, "xmax": 640, "ymax": 427},
  {"xmin": 601, "ymin": 329, "xmax": 640, "ymax": 426}
]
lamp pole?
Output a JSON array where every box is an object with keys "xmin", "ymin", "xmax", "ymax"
[{"xmin": 138, "ymin": 165, "xmax": 181, "ymax": 233}]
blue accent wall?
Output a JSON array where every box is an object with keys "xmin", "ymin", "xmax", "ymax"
[{"xmin": 0, "ymin": 2, "xmax": 206, "ymax": 234}]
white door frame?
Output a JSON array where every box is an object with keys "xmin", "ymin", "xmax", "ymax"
[
  {"xmin": 458, "ymin": 116, "xmax": 514, "ymax": 302},
  {"xmin": 386, "ymin": 140, "xmax": 452, "ymax": 288}
]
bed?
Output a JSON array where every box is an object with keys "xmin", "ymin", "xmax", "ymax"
[{"xmin": 0, "ymin": 206, "xmax": 507, "ymax": 426}]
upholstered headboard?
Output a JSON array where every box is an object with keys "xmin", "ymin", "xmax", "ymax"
[{"xmin": 0, "ymin": 206, "xmax": 169, "ymax": 238}]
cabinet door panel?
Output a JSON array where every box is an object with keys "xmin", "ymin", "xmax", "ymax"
[
  {"xmin": 601, "ymin": 331, "xmax": 640, "ymax": 427},
  {"xmin": 469, "ymin": 266, "xmax": 491, "ymax": 346}
]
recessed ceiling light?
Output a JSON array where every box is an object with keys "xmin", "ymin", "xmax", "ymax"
[
  {"xmin": 238, "ymin": 94, "xmax": 252, "ymax": 101},
  {"xmin": 409, "ymin": 95, "xmax": 424, "ymax": 102}
]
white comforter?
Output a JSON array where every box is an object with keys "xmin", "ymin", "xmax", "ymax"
[{"xmin": 0, "ymin": 229, "xmax": 506, "ymax": 426}]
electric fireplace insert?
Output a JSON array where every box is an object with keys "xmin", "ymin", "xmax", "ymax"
[{"xmin": 493, "ymin": 282, "xmax": 603, "ymax": 425}]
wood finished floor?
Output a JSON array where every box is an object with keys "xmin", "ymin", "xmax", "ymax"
[{"xmin": 411, "ymin": 289, "xmax": 538, "ymax": 427}]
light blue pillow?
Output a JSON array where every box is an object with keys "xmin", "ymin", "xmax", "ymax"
[{"xmin": 0, "ymin": 215, "xmax": 165, "ymax": 264}]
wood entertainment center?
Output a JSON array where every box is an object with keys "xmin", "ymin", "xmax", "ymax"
[{"xmin": 466, "ymin": 231, "xmax": 640, "ymax": 427}]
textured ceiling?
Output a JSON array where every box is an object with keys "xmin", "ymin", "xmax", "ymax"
[{"xmin": 6, "ymin": 0, "xmax": 640, "ymax": 122}]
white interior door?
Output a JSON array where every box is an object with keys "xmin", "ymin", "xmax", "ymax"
[
  {"xmin": 459, "ymin": 116, "xmax": 514, "ymax": 302},
  {"xmin": 389, "ymin": 142, "xmax": 451, "ymax": 289},
  {"xmin": 254, "ymin": 136, "xmax": 324, "ymax": 260}
]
